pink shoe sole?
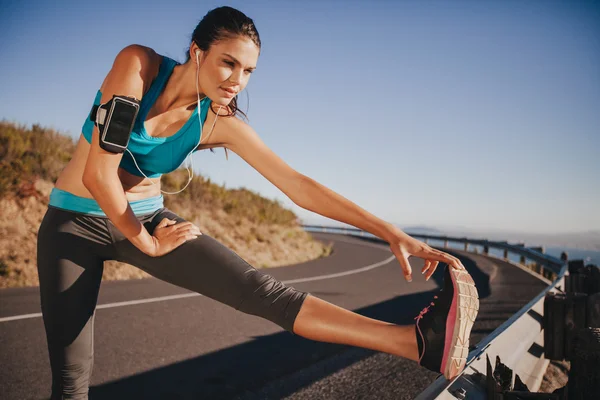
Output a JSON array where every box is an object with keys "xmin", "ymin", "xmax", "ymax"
[{"xmin": 440, "ymin": 268, "xmax": 479, "ymax": 380}]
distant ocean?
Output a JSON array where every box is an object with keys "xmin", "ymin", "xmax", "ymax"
[
  {"xmin": 436, "ymin": 242, "xmax": 600, "ymax": 267},
  {"xmin": 544, "ymin": 246, "xmax": 599, "ymax": 267}
]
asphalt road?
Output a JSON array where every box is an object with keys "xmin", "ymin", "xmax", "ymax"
[{"xmin": 0, "ymin": 232, "xmax": 549, "ymax": 400}]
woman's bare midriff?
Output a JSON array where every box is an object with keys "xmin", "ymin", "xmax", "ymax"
[{"xmin": 54, "ymin": 135, "xmax": 162, "ymax": 201}]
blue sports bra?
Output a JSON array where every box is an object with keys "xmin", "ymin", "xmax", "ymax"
[{"xmin": 81, "ymin": 55, "xmax": 211, "ymax": 178}]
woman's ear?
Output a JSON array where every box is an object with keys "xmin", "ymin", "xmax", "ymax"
[{"xmin": 190, "ymin": 43, "xmax": 202, "ymax": 63}]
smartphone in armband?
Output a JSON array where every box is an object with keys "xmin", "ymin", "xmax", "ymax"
[{"xmin": 90, "ymin": 95, "xmax": 140, "ymax": 154}]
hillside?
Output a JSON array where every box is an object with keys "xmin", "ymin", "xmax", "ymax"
[{"xmin": 0, "ymin": 120, "xmax": 332, "ymax": 288}]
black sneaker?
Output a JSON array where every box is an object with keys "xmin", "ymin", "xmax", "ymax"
[{"xmin": 414, "ymin": 265, "xmax": 479, "ymax": 380}]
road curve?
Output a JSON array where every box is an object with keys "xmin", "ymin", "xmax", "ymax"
[{"xmin": 0, "ymin": 232, "xmax": 548, "ymax": 400}]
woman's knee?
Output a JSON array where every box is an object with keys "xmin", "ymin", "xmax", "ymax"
[{"xmin": 235, "ymin": 268, "xmax": 309, "ymax": 334}]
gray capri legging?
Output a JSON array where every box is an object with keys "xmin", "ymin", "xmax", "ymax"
[{"xmin": 36, "ymin": 205, "xmax": 309, "ymax": 399}]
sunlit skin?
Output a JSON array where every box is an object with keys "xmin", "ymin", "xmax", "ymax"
[{"xmin": 52, "ymin": 35, "xmax": 473, "ymax": 371}]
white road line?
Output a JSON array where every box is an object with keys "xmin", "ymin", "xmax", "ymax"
[
  {"xmin": 284, "ymin": 255, "xmax": 396, "ymax": 284},
  {"xmin": 0, "ymin": 246, "xmax": 396, "ymax": 323}
]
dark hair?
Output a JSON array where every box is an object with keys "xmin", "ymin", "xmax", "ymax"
[{"xmin": 186, "ymin": 6, "xmax": 261, "ymax": 160}]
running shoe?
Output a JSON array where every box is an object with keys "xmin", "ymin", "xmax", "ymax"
[{"xmin": 414, "ymin": 265, "xmax": 479, "ymax": 380}]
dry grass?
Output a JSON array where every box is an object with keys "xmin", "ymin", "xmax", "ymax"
[
  {"xmin": 0, "ymin": 120, "xmax": 75, "ymax": 198},
  {"xmin": 539, "ymin": 359, "xmax": 570, "ymax": 393},
  {"xmin": 0, "ymin": 121, "xmax": 333, "ymax": 288}
]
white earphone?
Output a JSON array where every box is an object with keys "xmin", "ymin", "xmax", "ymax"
[{"xmin": 125, "ymin": 48, "xmax": 224, "ymax": 195}]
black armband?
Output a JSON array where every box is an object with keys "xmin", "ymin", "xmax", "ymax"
[{"xmin": 90, "ymin": 95, "xmax": 140, "ymax": 154}]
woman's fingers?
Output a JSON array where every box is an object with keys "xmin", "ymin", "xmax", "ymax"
[
  {"xmin": 421, "ymin": 260, "xmax": 430, "ymax": 274},
  {"xmin": 177, "ymin": 228, "xmax": 199, "ymax": 239},
  {"xmin": 168, "ymin": 221, "xmax": 203, "ymax": 235},
  {"xmin": 421, "ymin": 260, "xmax": 439, "ymax": 280},
  {"xmin": 389, "ymin": 243, "xmax": 413, "ymax": 282},
  {"xmin": 170, "ymin": 221, "xmax": 193, "ymax": 231},
  {"xmin": 182, "ymin": 225, "xmax": 202, "ymax": 236},
  {"xmin": 425, "ymin": 247, "xmax": 465, "ymax": 270},
  {"xmin": 415, "ymin": 245, "xmax": 466, "ymax": 280},
  {"xmin": 157, "ymin": 218, "xmax": 171, "ymax": 228},
  {"xmin": 157, "ymin": 218, "xmax": 177, "ymax": 231},
  {"xmin": 424, "ymin": 261, "xmax": 439, "ymax": 281}
]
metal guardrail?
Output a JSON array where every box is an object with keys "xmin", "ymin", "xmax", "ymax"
[
  {"xmin": 301, "ymin": 225, "xmax": 566, "ymax": 278},
  {"xmin": 301, "ymin": 224, "xmax": 568, "ymax": 399}
]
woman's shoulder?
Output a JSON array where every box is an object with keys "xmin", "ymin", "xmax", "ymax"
[
  {"xmin": 112, "ymin": 44, "xmax": 162, "ymax": 92},
  {"xmin": 113, "ymin": 44, "xmax": 160, "ymax": 67},
  {"xmin": 201, "ymin": 107, "xmax": 253, "ymax": 150}
]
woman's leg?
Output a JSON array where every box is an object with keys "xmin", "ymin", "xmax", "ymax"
[
  {"xmin": 293, "ymin": 295, "xmax": 420, "ymax": 361},
  {"xmin": 112, "ymin": 208, "xmax": 308, "ymax": 334},
  {"xmin": 37, "ymin": 208, "xmax": 110, "ymax": 400},
  {"xmin": 110, "ymin": 208, "xmax": 419, "ymax": 362}
]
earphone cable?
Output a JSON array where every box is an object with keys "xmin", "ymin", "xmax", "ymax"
[{"xmin": 126, "ymin": 51, "xmax": 224, "ymax": 195}]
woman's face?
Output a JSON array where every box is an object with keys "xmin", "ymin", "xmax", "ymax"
[{"xmin": 194, "ymin": 36, "xmax": 259, "ymax": 107}]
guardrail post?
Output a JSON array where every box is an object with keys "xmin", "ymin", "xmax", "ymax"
[
  {"xmin": 567, "ymin": 327, "xmax": 600, "ymax": 398},
  {"xmin": 588, "ymin": 293, "xmax": 600, "ymax": 328},
  {"xmin": 464, "ymin": 242, "xmax": 469, "ymax": 251},
  {"xmin": 542, "ymin": 267, "xmax": 551, "ymax": 280},
  {"xmin": 564, "ymin": 293, "xmax": 588, "ymax": 360},
  {"xmin": 544, "ymin": 292, "xmax": 566, "ymax": 360},
  {"xmin": 568, "ymin": 259, "xmax": 585, "ymax": 275},
  {"xmin": 530, "ymin": 246, "xmax": 545, "ymax": 254},
  {"xmin": 566, "ymin": 260, "xmax": 589, "ymax": 293}
]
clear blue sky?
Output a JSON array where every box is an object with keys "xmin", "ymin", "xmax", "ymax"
[{"xmin": 1, "ymin": 0, "xmax": 598, "ymax": 234}]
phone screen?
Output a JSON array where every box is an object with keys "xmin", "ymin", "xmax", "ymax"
[{"xmin": 104, "ymin": 99, "xmax": 138, "ymax": 148}]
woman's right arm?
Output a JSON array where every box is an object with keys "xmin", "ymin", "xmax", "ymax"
[{"xmin": 82, "ymin": 45, "xmax": 197, "ymax": 256}]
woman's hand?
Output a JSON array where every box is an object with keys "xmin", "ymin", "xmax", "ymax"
[
  {"xmin": 147, "ymin": 218, "xmax": 202, "ymax": 257},
  {"xmin": 387, "ymin": 230, "xmax": 466, "ymax": 282}
]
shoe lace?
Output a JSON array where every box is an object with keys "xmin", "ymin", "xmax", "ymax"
[{"xmin": 414, "ymin": 295, "xmax": 438, "ymax": 364}]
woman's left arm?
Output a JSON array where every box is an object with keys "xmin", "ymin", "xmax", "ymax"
[
  {"xmin": 294, "ymin": 176, "xmax": 398, "ymax": 242},
  {"xmin": 222, "ymin": 118, "xmax": 466, "ymax": 282}
]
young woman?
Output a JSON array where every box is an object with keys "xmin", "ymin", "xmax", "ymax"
[{"xmin": 37, "ymin": 6, "xmax": 479, "ymax": 399}]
